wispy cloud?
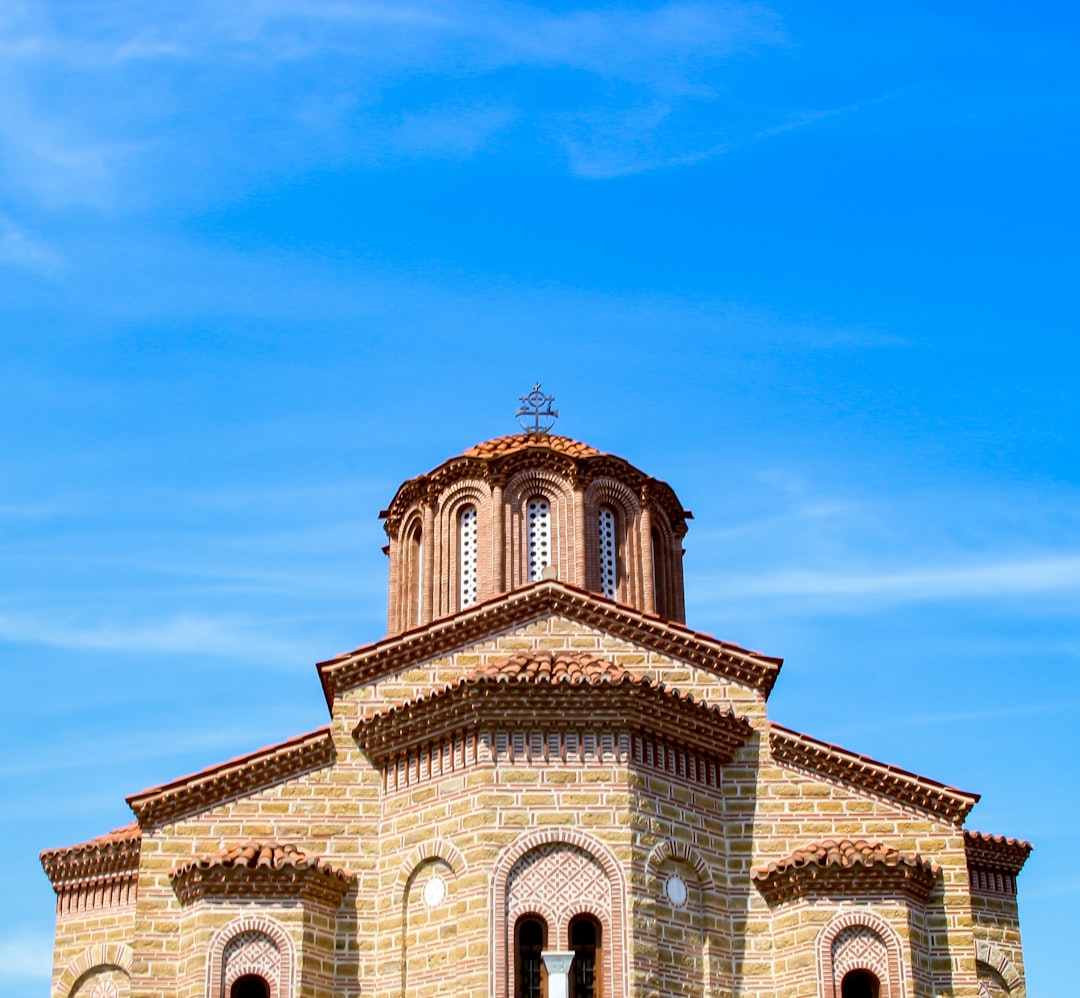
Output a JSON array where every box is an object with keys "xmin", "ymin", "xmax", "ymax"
[
  {"xmin": 706, "ymin": 553, "xmax": 1080, "ymax": 604},
  {"xmin": 0, "ymin": 212, "xmax": 60, "ymax": 272},
  {"xmin": 0, "ymin": 610, "xmax": 311, "ymax": 663}
]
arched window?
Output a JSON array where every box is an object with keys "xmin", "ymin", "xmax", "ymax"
[
  {"xmin": 231, "ymin": 975, "xmax": 270, "ymax": 998},
  {"xmin": 527, "ymin": 497, "xmax": 551, "ymax": 581},
  {"xmin": 515, "ymin": 915, "xmax": 547, "ymax": 998},
  {"xmin": 569, "ymin": 915, "xmax": 601, "ymax": 998},
  {"xmin": 405, "ymin": 523, "xmax": 423, "ymax": 628},
  {"xmin": 459, "ymin": 504, "xmax": 479, "ymax": 608},
  {"xmin": 597, "ymin": 507, "xmax": 617, "ymax": 599},
  {"xmin": 841, "ymin": 969, "xmax": 880, "ymax": 998}
]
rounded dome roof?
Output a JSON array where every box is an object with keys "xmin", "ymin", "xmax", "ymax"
[{"xmin": 461, "ymin": 433, "xmax": 602, "ymax": 460}]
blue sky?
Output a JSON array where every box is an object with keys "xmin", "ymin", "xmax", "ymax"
[{"xmin": 2, "ymin": 0, "xmax": 1077, "ymax": 993}]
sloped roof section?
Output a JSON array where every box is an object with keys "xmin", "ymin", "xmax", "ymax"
[
  {"xmin": 355, "ymin": 650, "xmax": 754, "ymax": 764},
  {"xmin": 319, "ymin": 580, "xmax": 783, "ymax": 706},
  {"xmin": 127, "ymin": 727, "xmax": 335, "ymax": 829},
  {"xmin": 769, "ymin": 724, "xmax": 979, "ymax": 825},
  {"xmin": 753, "ymin": 838, "xmax": 939, "ymax": 904}
]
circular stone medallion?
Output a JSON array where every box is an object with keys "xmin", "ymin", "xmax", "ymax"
[
  {"xmin": 423, "ymin": 875, "xmax": 447, "ymax": 909},
  {"xmin": 665, "ymin": 874, "xmax": 688, "ymax": 907}
]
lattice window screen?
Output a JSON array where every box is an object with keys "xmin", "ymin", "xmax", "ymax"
[
  {"xmin": 598, "ymin": 507, "xmax": 617, "ymax": 598},
  {"xmin": 527, "ymin": 498, "xmax": 551, "ymax": 581},
  {"xmin": 460, "ymin": 505, "xmax": 479, "ymax": 607}
]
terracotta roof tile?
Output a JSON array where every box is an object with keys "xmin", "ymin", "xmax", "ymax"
[
  {"xmin": 175, "ymin": 840, "xmax": 349, "ymax": 879},
  {"xmin": 468, "ymin": 651, "xmax": 632, "ymax": 685},
  {"xmin": 461, "ymin": 433, "xmax": 603, "ymax": 460},
  {"xmin": 754, "ymin": 838, "xmax": 939, "ymax": 879},
  {"xmin": 40, "ymin": 822, "xmax": 142, "ymax": 890},
  {"xmin": 964, "ymin": 829, "xmax": 1032, "ymax": 874},
  {"xmin": 753, "ymin": 838, "xmax": 939, "ymax": 904}
]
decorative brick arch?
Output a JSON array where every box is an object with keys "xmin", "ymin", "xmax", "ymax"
[
  {"xmin": 57, "ymin": 943, "xmax": 132, "ymax": 997},
  {"xmin": 505, "ymin": 468, "xmax": 575, "ymax": 588},
  {"xmin": 491, "ymin": 829, "xmax": 627, "ymax": 998},
  {"xmin": 205, "ymin": 914, "xmax": 294, "ymax": 998},
  {"xmin": 817, "ymin": 909, "xmax": 906, "ymax": 998},
  {"xmin": 583, "ymin": 478, "xmax": 641, "ymax": 603},
  {"xmin": 975, "ymin": 940, "xmax": 1023, "ymax": 994},
  {"xmin": 645, "ymin": 839, "xmax": 713, "ymax": 891},
  {"xmin": 395, "ymin": 838, "xmax": 467, "ymax": 896}
]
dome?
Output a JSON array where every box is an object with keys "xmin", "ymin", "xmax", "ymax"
[{"xmin": 380, "ymin": 432, "xmax": 690, "ymax": 635}]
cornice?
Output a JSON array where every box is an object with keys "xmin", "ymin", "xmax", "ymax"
[
  {"xmin": 354, "ymin": 654, "xmax": 754, "ymax": 764},
  {"xmin": 318, "ymin": 580, "xmax": 783, "ymax": 707},
  {"xmin": 964, "ymin": 829, "xmax": 1032, "ymax": 874},
  {"xmin": 126, "ymin": 727, "xmax": 335, "ymax": 829},
  {"xmin": 752, "ymin": 838, "xmax": 940, "ymax": 905},
  {"xmin": 769, "ymin": 724, "xmax": 979, "ymax": 825},
  {"xmin": 40, "ymin": 822, "xmax": 141, "ymax": 891}
]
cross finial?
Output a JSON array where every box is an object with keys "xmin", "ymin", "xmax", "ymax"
[{"xmin": 516, "ymin": 383, "xmax": 558, "ymax": 434}]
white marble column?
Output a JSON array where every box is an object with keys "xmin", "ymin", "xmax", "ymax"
[{"xmin": 541, "ymin": 951, "xmax": 575, "ymax": 998}]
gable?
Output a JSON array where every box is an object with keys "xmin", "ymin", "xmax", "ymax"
[{"xmin": 318, "ymin": 580, "xmax": 782, "ymax": 714}]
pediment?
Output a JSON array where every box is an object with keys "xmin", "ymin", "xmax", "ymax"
[{"xmin": 318, "ymin": 580, "xmax": 782, "ymax": 708}]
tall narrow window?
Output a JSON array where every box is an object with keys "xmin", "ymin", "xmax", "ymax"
[
  {"xmin": 515, "ymin": 916, "xmax": 546, "ymax": 998},
  {"xmin": 405, "ymin": 523, "xmax": 423, "ymax": 628},
  {"xmin": 569, "ymin": 915, "xmax": 601, "ymax": 998},
  {"xmin": 527, "ymin": 498, "xmax": 551, "ymax": 581},
  {"xmin": 598, "ymin": 507, "xmax": 617, "ymax": 599},
  {"xmin": 459, "ymin": 505, "xmax": 479, "ymax": 608}
]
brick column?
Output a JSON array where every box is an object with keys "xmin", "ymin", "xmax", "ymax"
[
  {"xmin": 491, "ymin": 478, "xmax": 505, "ymax": 595},
  {"xmin": 421, "ymin": 500, "xmax": 435, "ymax": 625},
  {"xmin": 640, "ymin": 487, "xmax": 655, "ymax": 614},
  {"xmin": 573, "ymin": 482, "xmax": 586, "ymax": 589}
]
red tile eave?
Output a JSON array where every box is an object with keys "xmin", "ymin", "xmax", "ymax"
[
  {"xmin": 125, "ymin": 725, "xmax": 332, "ymax": 810},
  {"xmin": 316, "ymin": 579, "xmax": 784, "ymax": 710},
  {"xmin": 40, "ymin": 820, "xmax": 141, "ymax": 861},
  {"xmin": 771, "ymin": 722, "xmax": 981, "ymax": 807},
  {"xmin": 964, "ymin": 829, "xmax": 1033, "ymax": 852}
]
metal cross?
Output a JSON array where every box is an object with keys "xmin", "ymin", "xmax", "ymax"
[{"xmin": 516, "ymin": 383, "xmax": 559, "ymax": 434}]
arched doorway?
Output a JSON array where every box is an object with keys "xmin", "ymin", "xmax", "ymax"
[
  {"xmin": 230, "ymin": 975, "xmax": 270, "ymax": 998},
  {"xmin": 841, "ymin": 969, "xmax": 880, "ymax": 998}
]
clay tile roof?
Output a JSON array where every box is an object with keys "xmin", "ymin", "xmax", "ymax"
[
  {"xmin": 468, "ymin": 651, "xmax": 633, "ymax": 685},
  {"xmin": 40, "ymin": 822, "xmax": 142, "ymax": 890},
  {"xmin": 461, "ymin": 433, "xmax": 603, "ymax": 460},
  {"xmin": 754, "ymin": 839, "xmax": 939, "ymax": 880},
  {"xmin": 752, "ymin": 838, "xmax": 939, "ymax": 904},
  {"xmin": 178, "ymin": 840, "xmax": 347, "ymax": 878},
  {"xmin": 964, "ymin": 829, "xmax": 1033, "ymax": 873}
]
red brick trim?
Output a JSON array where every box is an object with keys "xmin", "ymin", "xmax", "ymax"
[
  {"xmin": 769, "ymin": 724, "xmax": 979, "ymax": 824},
  {"xmin": 644, "ymin": 839, "xmax": 713, "ymax": 890},
  {"xmin": 320, "ymin": 580, "xmax": 782, "ymax": 707},
  {"xmin": 975, "ymin": 940, "xmax": 1023, "ymax": 992},
  {"xmin": 205, "ymin": 914, "xmax": 294, "ymax": 998},
  {"xmin": 817, "ymin": 909, "xmax": 906, "ymax": 998},
  {"xmin": 126, "ymin": 727, "xmax": 334, "ymax": 828},
  {"xmin": 395, "ymin": 839, "xmax": 467, "ymax": 895},
  {"xmin": 490, "ymin": 829, "xmax": 628, "ymax": 998},
  {"xmin": 964, "ymin": 829, "xmax": 1032, "ymax": 888},
  {"xmin": 56, "ymin": 943, "xmax": 132, "ymax": 997}
]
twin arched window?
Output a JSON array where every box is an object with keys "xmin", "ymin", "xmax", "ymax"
[{"xmin": 514, "ymin": 914, "xmax": 602, "ymax": 998}]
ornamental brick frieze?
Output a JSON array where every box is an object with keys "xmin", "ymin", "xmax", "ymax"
[{"xmin": 40, "ymin": 822, "xmax": 141, "ymax": 915}]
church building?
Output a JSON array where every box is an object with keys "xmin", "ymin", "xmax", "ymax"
[{"xmin": 41, "ymin": 399, "xmax": 1031, "ymax": 998}]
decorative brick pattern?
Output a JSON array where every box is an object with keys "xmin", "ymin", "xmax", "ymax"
[{"xmin": 206, "ymin": 914, "xmax": 294, "ymax": 998}]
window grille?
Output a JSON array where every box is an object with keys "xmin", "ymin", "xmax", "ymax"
[
  {"xmin": 527, "ymin": 498, "xmax": 551, "ymax": 581},
  {"xmin": 516, "ymin": 917, "xmax": 545, "ymax": 998},
  {"xmin": 459, "ymin": 505, "xmax": 479, "ymax": 608},
  {"xmin": 598, "ymin": 507, "xmax": 617, "ymax": 598},
  {"xmin": 569, "ymin": 916, "xmax": 600, "ymax": 998}
]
